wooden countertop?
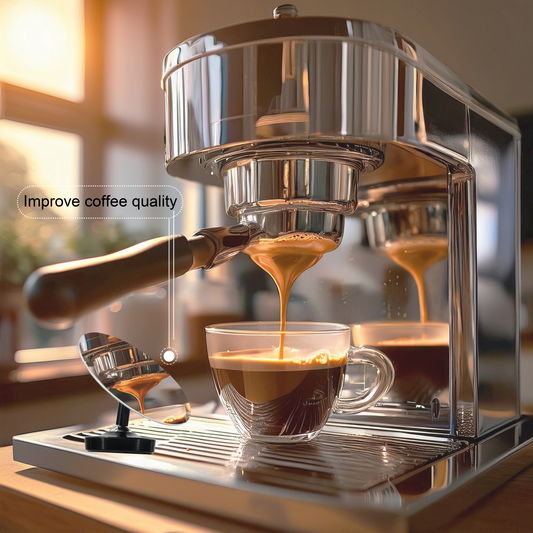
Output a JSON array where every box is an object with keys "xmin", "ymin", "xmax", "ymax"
[
  {"xmin": 1, "ymin": 445, "xmax": 532, "ymax": 533},
  {"xmin": 0, "ymin": 447, "xmax": 254, "ymax": 533}
]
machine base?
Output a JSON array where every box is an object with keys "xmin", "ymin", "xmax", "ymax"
[{"xmin": 12, "ymin": 415, "xmax": 533, "ymax": 532}]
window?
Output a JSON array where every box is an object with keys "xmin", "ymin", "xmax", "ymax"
[
  {"xmin": 0, "ymin": 1, "xmax": 229, "ymax": 382},
  {"xmin": 0, "ymin": 0, "xmax": 85, "ymax": 102},
  {"xmin": 0, "ymin": 120, "xmax": 82, "ymax": 214},
  {"xmin": 0, "ymin": 1, "xmax": 190, "ymax": 379}
]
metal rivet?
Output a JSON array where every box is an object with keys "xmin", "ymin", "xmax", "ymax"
[{"xmin": 273, "ymin": 4, "xmax": 299, "ymax": 19}]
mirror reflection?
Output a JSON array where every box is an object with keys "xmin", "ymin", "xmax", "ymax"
[{"xmin": 78, "ymin": 332, "xmax": 190, "ymax": 425}]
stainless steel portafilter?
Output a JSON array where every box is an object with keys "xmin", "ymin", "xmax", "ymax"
[{"xmin": 361, "ymin": 200, "xmax": 447, "ymax": 250}]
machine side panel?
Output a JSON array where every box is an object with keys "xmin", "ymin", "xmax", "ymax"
[
  {"xmin": 449, "ymin": 171, "xmax": 478, "ymax": 438},
  {"xmin": 470, "ymin": 111, "xmax": 520, "ymax": 435}
]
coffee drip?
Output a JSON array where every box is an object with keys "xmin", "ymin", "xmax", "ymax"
[
  {"xmin": 111, "ymin": 372, "xmax": 169, "ymax": 414},
  {"xmin": 382, "ymin": 236, "xmax": 448, "ymax": 322},
  {"xmin": 244, "ymin": 234, "xmax": 339, "ymax": 358}
]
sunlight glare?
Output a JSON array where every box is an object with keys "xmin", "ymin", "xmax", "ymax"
[{"xmin": 0, "ymin": 0, "xmax": 85, "ymax": 102}]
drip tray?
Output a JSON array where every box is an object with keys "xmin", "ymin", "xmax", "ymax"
[
  {"xmin": 13, "ymin": 416, "xmax": 533, "ymax": 533},
  {"xmin": 65, "ymin": 420, "xmax": 463, "ymax": 493}
]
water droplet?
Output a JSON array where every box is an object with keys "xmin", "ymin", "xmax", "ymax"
[
  {"xmin": 383, "ymin": 282, "xmax": 387, "ymax": 286},
  {"xmin": 396, "ymin": 275, "xmax": 400, "ymax": 279},
  {"xmin": 403, "ymin": 313, "xmax": 407, "ymax": 317},
  {"xmin": 388, "ymin": 279, "xmax": 392, "ymax": 283},
  {"xmin": 395, "ymin": 282, "xmax": 399, "ymax": 286},
  {"xmin": 404, "ymin": 288, "xmax": 407, "ymax": 292}
]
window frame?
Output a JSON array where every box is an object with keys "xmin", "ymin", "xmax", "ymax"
[
  {"xmin": 0, "ymin": 0, "xmax": 161, "ymax": 213},
  {"xmin": 1, "ymin": 2, "xmax": 99, "ymax": 192}
]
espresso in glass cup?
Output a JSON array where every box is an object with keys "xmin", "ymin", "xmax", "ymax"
[
  {"xmin": 205, "ymin": 322, "xmax": 395, "ymax": 443},
  {"xmin": 351, "ymin": 321, "xmax": 449, "ymax": 405}
]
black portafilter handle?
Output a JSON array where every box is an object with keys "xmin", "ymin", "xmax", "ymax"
[{"xmin": 24, "ymin": 224, "xmax": 259, "ymax": 327}]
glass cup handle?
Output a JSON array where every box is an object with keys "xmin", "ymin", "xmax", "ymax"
[{"xmin": 334, "ymin": 345, "xmax": 395, "ymax": 415}]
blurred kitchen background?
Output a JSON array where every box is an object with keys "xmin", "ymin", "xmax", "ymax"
[{"xmin": 1, "ymin": 0, "xmax": 532, "ymax": 446}]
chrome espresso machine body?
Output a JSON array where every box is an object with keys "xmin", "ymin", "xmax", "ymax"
[
  {"xmin": 14, "ymin": 6, "xmax": 529, "ymax": 532},
  {"xmin": 161, "ymin": 6, "xmax": 521, "ymax": 439}
]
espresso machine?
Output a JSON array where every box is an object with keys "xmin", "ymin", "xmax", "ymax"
[{"xmin": 14, "ymin": 6, "xmax": 531, "ymax": 532}]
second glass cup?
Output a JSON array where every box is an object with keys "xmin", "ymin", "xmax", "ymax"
[{"xmin": 205, "ymin": 322, "xmax": 395, "ymax": 443}]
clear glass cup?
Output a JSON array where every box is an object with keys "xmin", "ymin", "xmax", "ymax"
[
  {"xmin": 205, "ymin": 322, "xmax": 395, "ymax": 443},
  {"xmin": 351, "ymin": 321, "xmax": 449, "ymax": 406}
]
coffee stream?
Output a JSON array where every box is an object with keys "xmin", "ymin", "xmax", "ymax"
[
  {"xmin": 382, "ymin": 236, "xmax": 448, "ymax": 322},
  {"xmin": 244, "ymin": 234, "xmax": 339, "ymax": 358},
  {"xmin": 111, "ymin": 372, "xmax": 168, "ymax": 414},
  {"xmin": 378, "ymin": 236, "xmax": 449, "ymax": 404}
]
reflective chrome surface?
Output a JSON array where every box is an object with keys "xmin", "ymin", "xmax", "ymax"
[
  {"xmin": 79, "ymin": 332, "xmax": 191, "ymax": 425},
  {"xmin": 448, "ymin": 169, "xmax": 478, "ymax": 437},
  {"xmin": 203, "ymin": 152, "xmax": 358, "ymax": 241},
  {"xmin": 470, "ymin": 112, "xmax": 521, "ymax": 435},
  {"xmin": 161, "ymin": 7, "xmax": 521, "ymax": 439},
  {"xmin": 221, "ymin": 154, "xmax": 359, "ymax": 217},
  {"xmin": 12, "ymin": 415, "xmax": 533, "ymax": 532},
  {"xmin": 162, "ymin": 16, "xmax": 515, "ymax": 186},
  {"xmin": 362, "ymin": 200, "xmax": 447, "ymax": 249},
  {"xmin": 239, "ymin": 210, "xmax": 343, "ymax": 242},
  {"xmin": 163, "ymin": 38, "xmax": 394, "ymax": 181},
  {"xmin": 194, "ymin": 224, "xmax": 263, "ymax": 269}
]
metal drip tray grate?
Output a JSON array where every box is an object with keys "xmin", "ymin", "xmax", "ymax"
[
  {"xmin": 64, "ymin": 417, "xmax": 464, "ymax": 493},
  {"xmin": 13, "ymin": 416, "xmax": 533, "ymax": 532}
]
